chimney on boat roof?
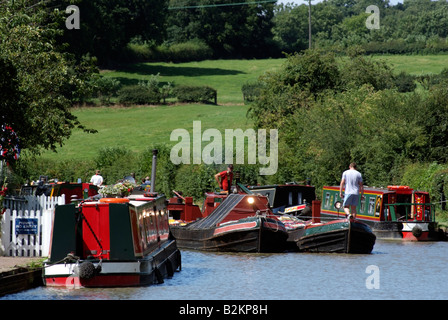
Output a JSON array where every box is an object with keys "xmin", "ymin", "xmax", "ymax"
[{"xmin": 150, "ymin": 149, "xmax": 158, "ymax": 194}]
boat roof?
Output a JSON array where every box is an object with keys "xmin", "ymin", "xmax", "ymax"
[
  {"xmin": 324, "ymin": 185, "xmax": 395, "ymax": 194},
  {"xmin": 248, "ymin": 184, "xmax": 314, "ymax": 189},
  {"xmin": 324, "ymin": 185, "xmax": 429, "ymax": 195}
]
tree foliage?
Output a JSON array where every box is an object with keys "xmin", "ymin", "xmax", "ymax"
[
  {"xmin": 0, "ymin": 1, "xmax": 96, "ymax": 155},
  {"xmin": 248, "ymin": 50, "xmax": 448, "ymax": 188},
  {"xmin": 50, "ymin": 0, "xmax": 169, "ymax": 65},
  {"xmin": 273, "ymin": 0, "xmax": 448, "ymax": 55},
  {"xmin": 166, "ymin": 0, "xmax": 276, "ymax": 58}
]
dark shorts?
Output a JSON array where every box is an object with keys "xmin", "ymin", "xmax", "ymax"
[{"xmin": 343, "ymin": 194, "xmax": 359, "ymax": 206}]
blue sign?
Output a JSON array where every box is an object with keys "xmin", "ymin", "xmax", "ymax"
[{"xmin": 15, "ymin": 218, "xmax": 38, "ymax": 235}]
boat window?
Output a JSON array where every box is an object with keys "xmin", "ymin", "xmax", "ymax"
[
  {"xmin": 325, "ymin": 192, "xmax": 330, "ymax": 208},
  {"xmin": 360, "ymin": 196, "xmax": 366, "ymax": 213},
  {"xmin": 375, "ymin": 197, "xmax": 381, "ymax": 217},
  {"xmin": 297, "ymin": 192, "xmax": 302, "ymax": 204},
  {"xmin": 288, "ymin": 192, "xmax": 293, "ymax": 206},
  {"xmin": 368, "ymin": 197, "xmax": 375, "ymax": 215}
]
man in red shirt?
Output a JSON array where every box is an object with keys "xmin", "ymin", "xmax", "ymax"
[{"xmin": 214, "ymin": 164, "xmax": 233, "ymax": 192}]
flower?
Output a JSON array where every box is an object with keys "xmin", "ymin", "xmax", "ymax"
[
  {"xmin": 0, "ymin": 177, "xmax": 8, "ymax": 214},
  {"xmin": 100, "ymin": 181, "xmax": 137, "ymax": 197}
]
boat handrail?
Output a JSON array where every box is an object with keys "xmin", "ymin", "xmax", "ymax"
[
  {"xmin": 383, "ymin": 202, "xmax": 435, "ymax": 222},
  {"xmin": 278, "ymin": 214, "xmax": 347, "ymax": 221}
]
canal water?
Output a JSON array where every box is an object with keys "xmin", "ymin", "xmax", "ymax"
[{"xmin": 2, "ymin": 240, "xmax": 448, "ymax": 300}]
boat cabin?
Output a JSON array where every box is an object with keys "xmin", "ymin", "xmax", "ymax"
[
  {"xmin": 320, "ymin": 185, "xmax": 442, "ymax": 241},
  {"xmin": 248, "ymin": 184, "xmax": 316, "ymax": 213},
  {"xmin": 48, "ymin": 195, "xmax": 169, "ymax": 263},
  {"xmin": 321, "ymin": 185, "xmax": 433, "ymax": 223}
]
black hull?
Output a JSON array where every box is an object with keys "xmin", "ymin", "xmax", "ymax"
[
  {"xmin": 171, "ymin": 218, "xmax": 288, "ymax": 253},
  {"xmin": 297, "ymin": 221, "xmax": 376, "ymax": 254}
]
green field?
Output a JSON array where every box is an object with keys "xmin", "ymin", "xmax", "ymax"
[
  {"xmin": 41, "ymin": 104, "xmax": 252, "ymax": 161},
  {"xmin": 103, "ymin": 58, "xmax": 283, "ymax": 104},
  {"xmin": 38, "ymin": 55, "xmax": 448, "ymax": 161}
]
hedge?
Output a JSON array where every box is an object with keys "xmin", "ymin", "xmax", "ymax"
[
  {"xmin": 118, "ymin": 85, "xmax": 161, "ymax": 105},
  {"xmin": 173, "ymin": 85, "xmax": 217, "ymax": 104}
]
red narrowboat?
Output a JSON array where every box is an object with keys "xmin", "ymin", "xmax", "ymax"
[
  {"xmin": 42, "ymin": 195, "xmax": 181, "ymax": 288},
  {"xmin": 170, "ymin": 192, "xmax": 289, "ymax": 253}
]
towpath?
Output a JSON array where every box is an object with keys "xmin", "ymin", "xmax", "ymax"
[{"xmin": 0, "ymin": 256, "xmax": 42, "ymax": 273}]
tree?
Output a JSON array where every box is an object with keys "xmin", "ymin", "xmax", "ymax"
[
  {"xmin": 49, "ymin": 0, "xmax": 169, "ymax": 65},
  {"xmin": 0, "ymin": 1, "xmax": 96, "ymax": 155},
  {"xmin": 247, "ymin": 50, "xmax": 445, "ymax": 186},
  {"xmin": 166, "ymin": 0, "xmax": 276, "ymax": 58},
  {"xmin": 248, "ymin": 50, "xmax": 340, "ymax": 129}
]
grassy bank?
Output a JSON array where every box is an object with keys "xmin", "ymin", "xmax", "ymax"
[
  {"xmin": 103, "ymin": 58, "xmax": 283, "ymax": 104},
  {"xmin": 40, "ymin": 104, "xmax": 252, "ymax": 161}
]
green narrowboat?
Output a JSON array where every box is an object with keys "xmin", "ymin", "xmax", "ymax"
[{"xmin": 321, "ymin": 185, "xmax": 445, "ymax": 241}]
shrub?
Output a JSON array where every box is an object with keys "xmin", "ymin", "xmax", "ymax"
[
  {"xmin": 241, "ymin": 81, "xmax": 264, "ymax": 104},
  {"xmin": 173, "ymin": 85, "xmax": 217, "ymax": 104},
  {"xmin": 91, "ymin": 76, "xmax": 122, "ymax": 104},
  {"xmin": 118, "ymin": 85, "xmax": 161, "ymax": 105},
  {"xmin": 126, "ymin": 39, "xmax": 214, "ymax": 63},
  {"xmin": 394, "ymin": 72, "xmax": 416, "ymax": 93},
  {"xmin": 162, "ymin": 39, "xmax": 213, "ymax": 62}
]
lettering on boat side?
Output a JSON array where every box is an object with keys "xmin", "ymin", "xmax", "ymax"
[
  {"xmin": 365, "ymin": 265, "xmax": 380, "ymax": 290},
  {"xmin": 178, "ymin": 304, "xmax": 268, "ymax": 316},
  {"xmin": 170, "ymin": 121, "xmax": 278, "ymax": 175}
]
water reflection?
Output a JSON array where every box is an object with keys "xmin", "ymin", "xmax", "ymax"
[{"xmin": 2, "ymin": 241, "xmax": 448, "ymax": 300}]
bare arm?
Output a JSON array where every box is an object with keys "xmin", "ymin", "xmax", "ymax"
[
  {"xmin": 214, "ymin": 173, "xmax": 220, "ymax": 186},
  {"xmin": 339, "ymin": 178, "xmax": 345, "ymax": 198}
]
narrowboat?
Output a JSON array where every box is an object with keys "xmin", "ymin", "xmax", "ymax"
[
  {"xmin": 320, "ymin": 185, "xmax": 445, "ymax": 241},
  {"xmin": 280, "ymin": 200, "xmax": 376, "ymax": 253},
  {"xmin": 42, "ymin": 194, "xmax": 181, "ymax": 288},
  {"xmin": 21, "ymin": 178, "xmax": 99, "ymax": 202},
  {"xmin": 296, "ymin": 219, "xmax": 376, "ymax": 254},
  {"xmin": 247, "ymin": 184, "xmax": 316, "ymax": 214},
  {"xmin": 170, "ymin": 193, "xmax": 289, "ymax": 253}
]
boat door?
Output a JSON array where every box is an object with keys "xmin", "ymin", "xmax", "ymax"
[
  {"xmin": 413, "ymin": 191, "xmax": 431, "ymax": 221},
  {"xmin": 382, "ymin": 193, "xmax": 396, "ymax": 221}
]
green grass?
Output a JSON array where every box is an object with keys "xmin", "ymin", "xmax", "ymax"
[
  {"xmin": 38, "ymin": 55, "xmax": 448, "ymax": 161},
  {"xmin": 371, "ymin": 54, "xmax": 448, "ymax": 75},
  {"xmin": 41, "ymin": 104, "xmax": 252, "ymax": 161},
  {"xmin": 103, "ymin": 59, "xmax": 283, "ymax": 104}
]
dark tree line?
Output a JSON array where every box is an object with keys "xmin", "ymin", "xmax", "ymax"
[{"xmin": 34, "ymin": 0, "xmax": 448, "ymax": 65}]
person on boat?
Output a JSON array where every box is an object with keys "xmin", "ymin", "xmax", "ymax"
[
  {"xmin": 90, "ymin": 170, "xmax": 103, "ymax": 186},
  {"xmin": 214, "ymin": 164, "xmax": 234, "ymax": 192},
  {"xmin": 339, "ymin": 162, "xmax": 364, "ymax": 220}
]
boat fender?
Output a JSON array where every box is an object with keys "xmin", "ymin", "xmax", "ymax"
[
  {"xmin": 412, "ymin": 225, "xmax": 423, "ymax": 238},
  {"xmin": 166, "ymin": 259, "xmax": 174, "ymax": 278},
  {"xmin": 75, "ymin": 261, "xmax": 96, "ymax": 280}
]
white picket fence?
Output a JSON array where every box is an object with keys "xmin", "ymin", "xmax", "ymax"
[{"xmin": 0, "ymin": 195, "xmax": 65, "ymax": 257}]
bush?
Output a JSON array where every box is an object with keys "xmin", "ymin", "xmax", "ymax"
[
  {"xmin": 118, "ymin": 85, "xmax": 161, "ymax": 105},
  {"xmin": 394, "ymin": 72, "xmax": 416, "ymax": 93},
  {"xmin": 91, "ymin": 76, "xmax": 122, "ymax": 104},
  {"xmin": 162, "ymin": 39, "xmax": 214, "ymax": 62},
  {"xmin": 126, "ymin": 39, "xmax": 214, "ymax": 63},
  {"xmin": 173, "ymin": 85, "xmax": 217, "ymax": 104},
  {"xmin": 241, "ymin": 81, "xmax": 264, "ymax": 104}
]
